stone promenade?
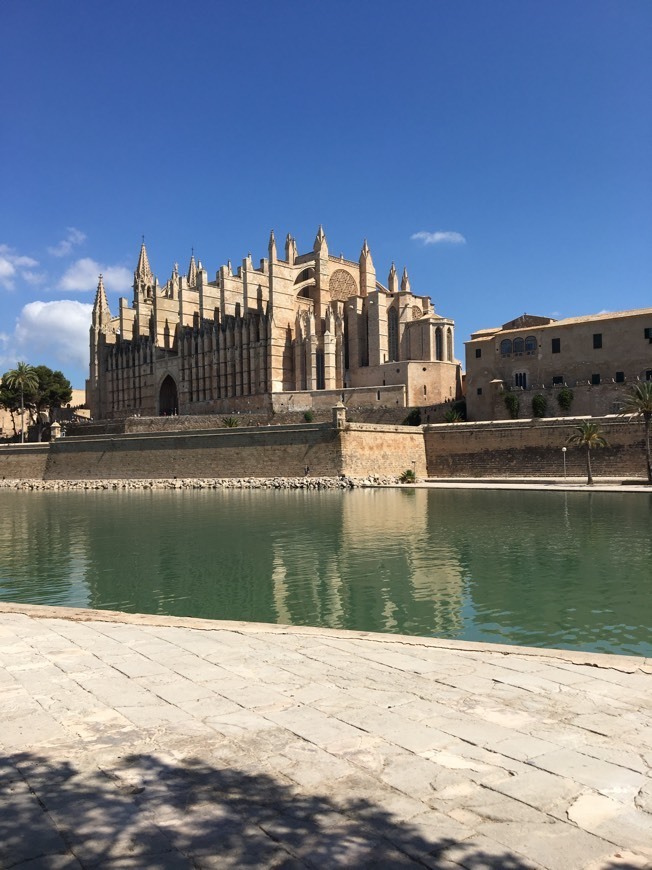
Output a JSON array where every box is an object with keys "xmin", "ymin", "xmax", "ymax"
[{"xmin": 1, "ymin": 604, "xmax": 650, "ymax": 870}]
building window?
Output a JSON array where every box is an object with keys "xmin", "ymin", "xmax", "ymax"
[
  {"xmin": 475, "ymin": 348, "xmax": 482, "ymax": 358},
  {"xmin": 477, "ymin": 387, "xmax": 483, "ymax": 395},
  {"xmin": 551, "ymin": 338, "xmax": 560, "ymax": 353},
  {"xmin": 500, "ymin": 339, "xmax": 512, "ymax": 356},
  {"xmin": 647, "ymin": 370, "xmax": 652, "ymax": 381},
  {"xmin": 644, "ymin": 327, "xmax": 652, "ymax": 341},
  {"xmin": 525, "ymin": 336, "xmax": 537, "ymax": 354},
  {"xmin": 513, "ymin": 337, "xmax": 524, "ymax": 355},
  {"xmin": 552, "ymin": 376, "xmax": 564, "ymax": 385},
  {"xmin": 514, "ymin": 372, "xmax": 527, "ymax": 388},
  {"xmin": 593, "ymin": 333, "xmax": 602, "ymax": 349},
  {"xmin": 591, "ymin": 373, "xmax": 601, "ymax": 385},
  {"xmin": 388, "ymin": 307, "xmax": 399, "ymax": 362},
  {"xmin": 615, "ymin": 371, "xmax": 625, "ymax": 383}
]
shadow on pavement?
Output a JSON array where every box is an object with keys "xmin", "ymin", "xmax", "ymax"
[{"xmin": 0, "ymin": 750, "xmax": 636, "ymax": 869}]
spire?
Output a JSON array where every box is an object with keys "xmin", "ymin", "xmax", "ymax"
[
  {"xmin": 313, "ymin": 225, "xmax": 327, "ymax": 253},
  {"xmin": 388, "ymin": 262, "xmax": 398, "ymax": 294},
  {"xmin": 92, "ymin": 274, "xmax": 111, "ymax": 328},
  {"xmin": 359, "ymin": 239, "xmax": 373, "ymax": 267},
  {"xmin": 135, "ymin": 240, "xmax": 153, "ymax": 284},
  {"xmin": 285, "ymin": 233, "xmax": 297, "ymax": 265},
  {"xmin": 187, "ymin": 251, "xmax": 197, "ymax": 287},
  {"xmin": 400, "ymin": 267, "xmax": 411, "ymax": 293},
  {"xmin": 268, "ymin": 229, "xmax": 277, "ymax": 262}
]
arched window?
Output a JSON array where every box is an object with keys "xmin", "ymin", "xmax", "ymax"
[
  {"xmin": 447, "ymin": 328, "xmax": 453, "ymax": 361},
  {"xmin": 388, "ymin": 307, "xmax": 399, "ymax": 361},
  {"xmin": 435, "ymin": 327, "xmax": 443, "ymax": 361},
  {"xmin": 513, "ymin": 337, "xmax": 524, "ymax": 355},
  {"xmin": 525, "ymin": 336, "xmax": 537, "ymax": 354},
  {"xmin": 500, "ymin": 339, "xmax": 512, "ymax": 356}
]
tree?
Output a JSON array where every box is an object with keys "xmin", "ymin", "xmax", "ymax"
[
  {"xmin": 619, "ymin": 381, "xmax": 652, "ymax": 484},
  {"xmin": 2, "ymin": 363, "xmax": 39, "ymax": 443},
  {"xmin": 1, "ymin": 364, "xmax": 72, "ymax": 442},
  {"xmin": 30, "ymin": 366, "xmax": 73, "ymax": 440},
  {"xmin": 566, "ymin": 421, "xmax": 609, "ymax": 485}
]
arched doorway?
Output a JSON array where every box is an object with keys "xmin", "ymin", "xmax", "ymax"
[{"xmin": 159, "ymin": 375, "xmax": 178, "ymax": 416}]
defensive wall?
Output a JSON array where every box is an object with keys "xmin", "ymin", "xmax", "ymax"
[
  {"xmin": 424, "ymin": 416, "xmax": 647, "ymax": 478},
  {"xmin": 0, "ymin": 415, "xmax": 647, "ymax": 482}
]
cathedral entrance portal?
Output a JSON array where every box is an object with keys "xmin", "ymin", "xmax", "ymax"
[{"xmin": 159, "ymin": 375, "xmax": 178, "ymax": 416}]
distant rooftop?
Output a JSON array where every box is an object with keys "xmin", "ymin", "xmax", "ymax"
[{"xmin": 467, "ymin": 306, "xmax": 652, "ymax": 341}]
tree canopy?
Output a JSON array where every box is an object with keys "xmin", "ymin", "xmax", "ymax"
[{"xmin": 1, "ymin": 363, "xmax": 73, "ymax": 440}]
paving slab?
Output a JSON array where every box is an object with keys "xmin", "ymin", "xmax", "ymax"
[{"xmin": 0, "ymin": 602, "xmax": 650, "ymax": 870}]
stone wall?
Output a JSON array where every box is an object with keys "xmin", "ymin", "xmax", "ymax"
[
  {"xmin": 43, "ymin": 425, "xmax": 342, "ymax": 481},
  {"xmin": 424, "ymin": 416, "xmax": 647, "ymax": 478},
  {"xmin": 0, "ymin": 445, "xmax": 50, "ymax": 480},
  {"xmin": 340, "ymin": 424, "xmax": 427, "ymax": 478}
]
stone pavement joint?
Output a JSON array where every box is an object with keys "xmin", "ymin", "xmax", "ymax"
[{"xmin": 0, "ymin": 602, "xmax": 650, "ymax": 870}]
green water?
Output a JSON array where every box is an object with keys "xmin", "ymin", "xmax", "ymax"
[{"xmin": 0, "ymin": 488, "xmax": 650, "ymax": 656}]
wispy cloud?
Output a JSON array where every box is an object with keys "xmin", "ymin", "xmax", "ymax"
[
  {"xmin": 59, "ymin": 257, "xmax": 131, "ymax": 293},
  {"xmin": 411, "ymin": 231, "xmax": 466, "ymax": 246},
  {"xmin": 0, "ymin": 244, "xmax": 39, "ymax": 290},
  {"xmin": 47, "ymin": 227, "xmax": 87, "ymax": 258}
]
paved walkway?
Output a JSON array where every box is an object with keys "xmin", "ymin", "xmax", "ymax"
[{"xmin": 1, "ymin": 604, "xmax": 650, "ymax": 870}]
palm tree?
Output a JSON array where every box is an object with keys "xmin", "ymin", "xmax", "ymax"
[
  {"xmin": 566, "ymin": 421, "xmax": 609, "ymax": 485},
  {"xmin": 3, "ymin": 362, "xmax": 39, "ymax": 443},
  {"xmin": 619, "ymin": 381, "xmax": 652, "ymax": 484}
]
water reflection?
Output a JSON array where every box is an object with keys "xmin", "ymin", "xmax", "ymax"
[{"xmin": 0, "ymin": 489, "xmax": 649, "ymax": 656}]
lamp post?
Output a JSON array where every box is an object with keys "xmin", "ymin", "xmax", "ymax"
[{"xmin": 562, "ymin": 446, "xmax": 567, "ymax": 480}]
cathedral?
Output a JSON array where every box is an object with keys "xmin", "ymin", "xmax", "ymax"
[{"xmin": 88, "ymin": 228, "xmax": 460, "ymax": 420}]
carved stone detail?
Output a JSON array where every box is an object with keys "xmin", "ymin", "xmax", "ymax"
[{"xmin": 329, "ymin": 269, "xmax": 358, "ymax": 302}]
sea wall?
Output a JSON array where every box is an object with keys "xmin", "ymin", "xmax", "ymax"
[
  {"xmin": 0, "ymin": 444, "xmax": 49, "ymax": 480},
  {"xmin": 424, "ymin": 416, "xmax": 647, "ymax": 478},
  {"xmin": 340, "ymin": 424, "xmax": 427, "ymax": 478},
  {"xmin": 0, "ymin": 415, "xmax": 647, "ymax": 482},
  {"xmin": 42, "ymin": 425, "xmax": 342, "ymax": 481}
]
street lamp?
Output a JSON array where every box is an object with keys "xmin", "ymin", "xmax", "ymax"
[{"xmin": 562, "ymin": 446, "xmax": 567, "ymax": 479}]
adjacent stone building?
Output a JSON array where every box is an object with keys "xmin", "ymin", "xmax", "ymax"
[
  {"xmin": 88, "ymin": 229, "xmax": 460, "ymax": 420},
  {"xmin": 465, "ymin": 308, "xmax": 652, "ymax": 420}
]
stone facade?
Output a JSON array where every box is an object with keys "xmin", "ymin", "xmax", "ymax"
[
  {"xmin": 465, "ymin": 308, "xmax": 652, "ymax": 421},
  {"xmin": 88, "ymin": 229, "xmax": 460, "ymax": 420}
]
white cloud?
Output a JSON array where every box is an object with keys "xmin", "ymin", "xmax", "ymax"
[
  {"xmin": 411, "ymin": 231, "xmax": 467, "ymax": 246},
  {"xmin": 0, "ymin": 244, "xmax": 40, "ymax": 290},
  {"xmin": 13, "ymin": 300, "xmax": 93, "ymax": 369},
  {"xmin": 47, "ymin": 227, "xmax": 87, "ymax": 257},
  {"xmin": 59, "ymin": 257, "xmax": 131, "ymax": 293}
]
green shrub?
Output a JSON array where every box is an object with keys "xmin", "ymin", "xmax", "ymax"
[
  {"xmin": 399, "ymin": 468, "xmax": 416, "ymax": 483},
  {"xmin": 504, "ymin": 392, "xmax": 520, "ymax": 419},
  {"xmin": 222, "ymin": 416, "xmax": 239, "ymax": 428},
  {"xmin": 403, "ymin": 409, "xmax": 422, "ymax": 426},
  {"xmin": 303, "ymin": 410, "xmax": 314, "ymax": 423},
  {"xmin": 532, "ymin": 394, "xmax": 547, "ymax": 418},
  {"xmin": 556, "ymin": 387, "xmax": 574, "ymax": 414},
  {"xmin": 444, "ymin": 409, "xmax": 463, "ymax": 423}
]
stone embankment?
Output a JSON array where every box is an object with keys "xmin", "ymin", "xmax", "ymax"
[{"xmin": 0, "ymin": 475, "xmax": 400, "ymax": 492}]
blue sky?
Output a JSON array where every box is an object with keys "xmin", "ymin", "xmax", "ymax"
[{"xmin": 1, "ymin": 0, "xmax": 650, "ymax": 388}]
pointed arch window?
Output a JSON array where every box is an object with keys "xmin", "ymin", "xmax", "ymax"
[
  {"xmin": 435, "ymin": 327, "xmax": 443, "ymax": 361},
  {"xmin": 447, "ymin": 328, "xmax": 453, "ymax": 361},
  {"xmin": 388, "ymin": 308, "xmax": 399, "ymax": 361}
]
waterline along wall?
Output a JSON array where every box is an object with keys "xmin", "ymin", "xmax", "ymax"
[{"xmin": 0, "ymin": 415, "xmax": 647, "ymax": 481}]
